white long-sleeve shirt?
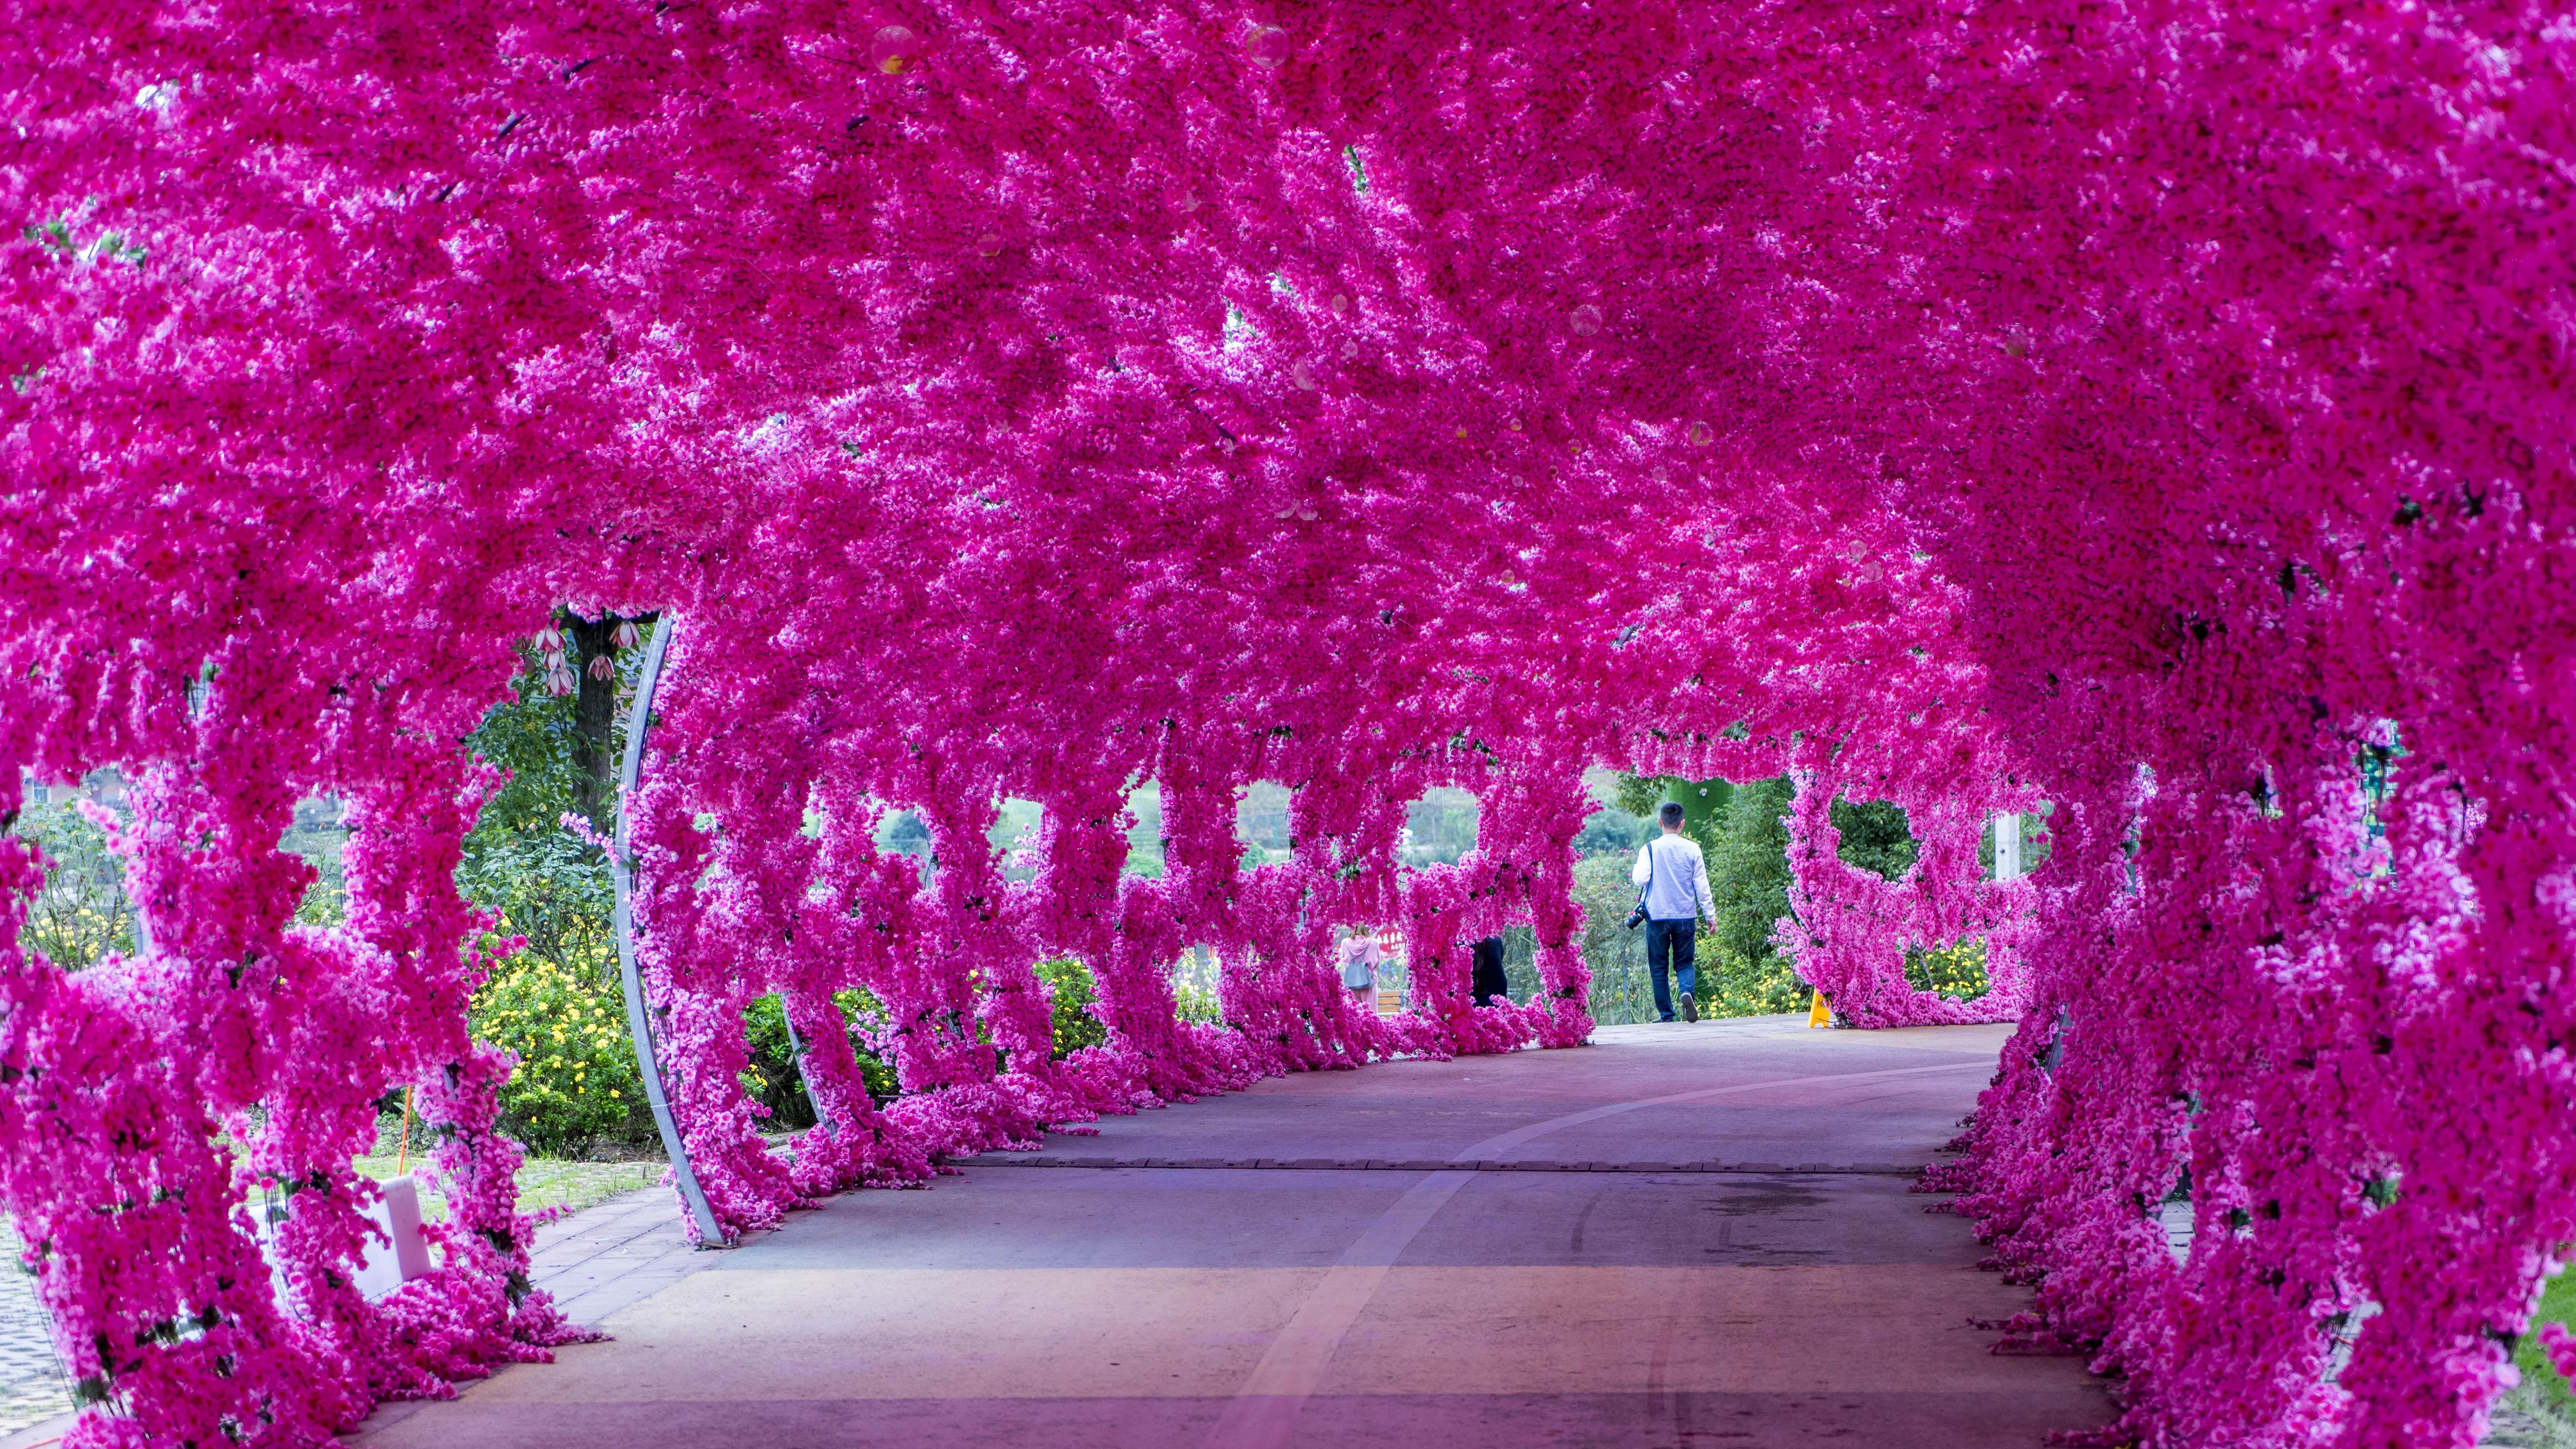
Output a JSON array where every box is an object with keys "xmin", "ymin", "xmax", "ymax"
[{"xmin": 1632, "ymin": 833, "xmax": 1716, "ymax": 923}]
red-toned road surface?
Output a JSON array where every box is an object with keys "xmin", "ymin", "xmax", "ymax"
[{"xmin": 345, "ymin": 1016, "xmax": 2115, "ymax": 1449}]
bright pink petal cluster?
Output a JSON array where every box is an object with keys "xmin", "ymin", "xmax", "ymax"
[{"xmin": 0, "ymin": 3, "xmax": 2569, "ymax": 1446}]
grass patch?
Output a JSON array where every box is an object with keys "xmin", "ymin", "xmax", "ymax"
[
  {"xmin": 2518, "ymin": 1268, "xmax": 2576, "ymax": 1422},
  {"xmin": 343, "ymin": 1108, "xmax": 665, "ymax": 1221},
  {"xmin": 348, "ymin": 1150, "xmax": 663, "ymax": 1221}
]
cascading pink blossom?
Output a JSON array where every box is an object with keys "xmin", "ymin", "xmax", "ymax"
[
  {"xmin": 0, "ymin": 2, "xmax": 2568, "ymax": 1446},
  {"xmin": 1778, "ymin": 761, "xmax": 2037, "ymax": 1028}
]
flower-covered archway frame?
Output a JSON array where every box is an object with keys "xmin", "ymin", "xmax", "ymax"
[{"xmin": 2, "ymin": 2, "xmax": 2570, "ymax": 1446}]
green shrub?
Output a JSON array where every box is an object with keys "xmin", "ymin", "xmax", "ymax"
[
  {"xmin": 1571, "ymin": 852, "xmax": 1657, "ymax": 1024},
  {"xmin": 741, "ymin": 992, "xmax": 814, "ymax": 1129},
  {"xmin": 8, "ymin": 799, "xmax": 136, "ymax": 970},
  {"xmin": 457, "ymin": 822, "xmax": 617, "ymax": 987},
  {"xmin": 1829, "ymin": 795, "xmax": 1918, "ymax": 881},
  {"xmin": 744, "ymin": 965, "xmax": 1111, "ymax": 1099},
  {"xmin": 1036, "ymin": 957, "xmax": 1109, "ymax": 1058},
  {"xmin": 1703, "ymin": 943, "xmax": 1809, "ymax": 1018},
  {"xmin": 2516, "ymin": 1269, "xmax": 2576, "ymax": 1422},
  {"xmin": 454, "ymin": 632, "xmax": 662, "ymax": 1153},
  {"xmin": 278, "ymin": 797, "xmax": 351, "ymax": 928},
  {"xmin": 454, "ymin": 637, "xmax": 627, "ymax": 990},
  {"xmin": 743, "ymin": 989, "xmax": 902, "ymax": 1129},
  {"xmin": 1598, "ymin": 774, "xmax": 1926, "ymax": 1021},
  {"xmin": 473, "ymin": 954, "xmax": 641, "ymax": 1156},
  {"xmin": 1905, "ymin": 938, "xmax": 1991, "ymax": 1000},
  {"xmin": 1580, "ymin": 784, "xmax": 1810, "ymax": 1022},
  {"xmin": 1174, "ymin": 975, "xmax": 1223, "ymax": 1024}
]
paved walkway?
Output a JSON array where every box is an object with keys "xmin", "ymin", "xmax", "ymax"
[
  {"xmin": 0, "ymin": 1226, "xmax": 70, "ymax": 1444},
  {"xmin": 346, "ymin": 1014, "xmax": 2114, "ymax": 1447}
]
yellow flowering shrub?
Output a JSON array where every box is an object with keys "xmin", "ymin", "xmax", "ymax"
[
  {"xmin": 1903, "ymin": 937, "xmax": 1992, "ymax": 1002},
  {"xmin": 472, "ymin": 952, "xmax": 643, "ymax": 1155}
]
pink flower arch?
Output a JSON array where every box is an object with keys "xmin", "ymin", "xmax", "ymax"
[{"xmin": 0, "ymin": 2, "xmax": 2568, "ymax": 1445}]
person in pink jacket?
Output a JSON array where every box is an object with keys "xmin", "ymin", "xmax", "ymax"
[{"xmin": 1337, "ymin": 926, "xmax": 1384, "ymax": 1010}]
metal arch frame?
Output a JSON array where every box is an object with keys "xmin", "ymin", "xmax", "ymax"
[
  {"xmin": 611, "ymin": 615, "xmax": 729, "ymax": 1246},
  {"xmin": 780, "ymin": 1013, "xmax": 831, "ymax": 1134}
]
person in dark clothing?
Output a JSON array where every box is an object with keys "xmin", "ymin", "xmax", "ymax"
[{"xmin": 1470, "ymin": 935, "xmax": 1510, "ymax": 1006}]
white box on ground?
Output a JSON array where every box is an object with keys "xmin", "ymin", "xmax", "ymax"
[{"xmin": 350, "ymin": 1175, "xmax": 433, "ymax": 1298}]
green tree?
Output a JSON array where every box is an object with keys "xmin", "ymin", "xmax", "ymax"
[
  {"xmin": 1830, "ymin": 796, "xmax": 1917, "ymax": 882},
  {"xmin": 1607, "ymin": 772, "xmax": 1796, "ymax": 1016},
  {"xmin": 6, "ymin": 797, "xmax": 136, "ymax": 970},
  {"xmin": 1571, "ymin": 855, "xmax": 1660, "ymax": 1024},
  {"xmin": 1572, "ymin": 805, "xmax": 1646, "ymax": 857},
  {"xmin": 458, "ymin": 616, "xmax": 657, "ymax": 1152},
  {"xmin": 741, "ymin": 990, "xmax": 902, "ymax": 1131},
  {"xmin": 1612, "ymin": 774, "xmax": 1734, "ymax": 845},
  {"xmin": 1601, "ymin": 775, "xmax": 1920, "ymax": 1018},
  {"xmin": 458, "ymin": 614, "xmax": 652, "ymax": 989},
  {"xmin": 1702, "ymin": 776, "xmax": 1804, "ymax": 1015},
  {"xmin": 1904, "ymin": 938, "xmax": 1990, "ymax": 1000},
  {"xmin": 1037, "ymin": 958, "xmax": 1110, "ymax": 1058}
]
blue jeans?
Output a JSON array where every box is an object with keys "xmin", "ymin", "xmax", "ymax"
[{"xmin": 1646, "ymin": 919, "xmax": 1698, "ymax": 1020}]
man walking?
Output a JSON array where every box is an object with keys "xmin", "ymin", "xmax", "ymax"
[{"xmin": 1632, "ymin": 801, "xmax": 1716, "ymax": 1022}]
